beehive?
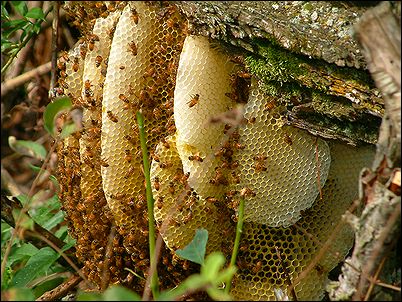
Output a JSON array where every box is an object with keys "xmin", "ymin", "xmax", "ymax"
[{"xmin": 57, "ymin": 1, "xmax": 377, "ymax": 299}]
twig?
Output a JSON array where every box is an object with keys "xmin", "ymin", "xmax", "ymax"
[
  {"xmin": 275, "ymin": 246, "xmax": 298, "ymax": 301},
  {"xmin": 49, "ymin": 1, "xmax": 60, "ymax": 99},
  {"xmin": 1, "ymin": 62, "xmax": 52, "ymax": 97},
  {"xmin": 1, "ymin": 138, "xmax": 59, "ymax": 280},
  {"xmin": 36, "ymin": 273, "xmax": 82, "ymax": 301},
  {"xmin": 1, "ymin": 194, "xmax": 78, "ymax": 268},
  {"xmin": 1, "ymin": 7, "xmax": 53, "ymax": 74},
  {"xmin": 8, "ymin": 39, "xmax": 35, "ymax": 80},
  {"xmin": 288, "ymin": 199, "xmax": 360, "ymax": 293},
  {"xmin": 354, "ymin": 202, "xmax": 401, "ymax": 300},
  {"xmin": 28, "ymin": 230, "xmax": 91, "ymax": 288}
]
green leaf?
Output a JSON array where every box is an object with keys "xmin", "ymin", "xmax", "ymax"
[
  {"xmin": 206, "ymin": 287, "xmax": 232, "ymax": 301},
  {"xmin": 8, "ymin": 136, "xmax": 47, "ymax": 160},
  {"xmin": 7, "ymin": 243, "xmax": 38, "ymax": 267},
  {"xmin": 43, "ymin": 96, "xmax": 72, "ymax": 136},
  {"xmin": 200, "ymin": 252, "xmax": 225, "ymax": 282},
  {"xmin": 32, "ymin": 277, "xmax": 64, "ymax": 299},
  {"xmin": 42, "ymin": 211, "xmax": 64, "ymax": 230},
  {"xmin": 103, "ymin": 285, "xmax": 142, "ymax": 301},
  {"xmin": 11, "ymin": 1, "xmax": 28, "ymax": 16},
  {"xmin": 15, "ymin": 194, "xmax": 30, "ymax": 207},
  {"xmin": 25, "ymin": 7, "xmax": 44, "ymax": 20},
  {"xmin": 11, "ymin": 247, "xmax": 60, "ymax": 288},
  {"xmin": 12, "ymin": 208, "xmax": 34, "ymax": 231},
  {"xmin": 76, "ymin": 291, "xmax": 103, "ymax": 301},
  {"xmin": 175, "ymin": 228, "xmax": 208, "ymax": 265},
  {"xmin": 157, "ymin": 275, "xmax": 206, "ymax": 301},
  {"xmin": 60, "ymin": 121, "xmax": 77, "ymax": 138}
]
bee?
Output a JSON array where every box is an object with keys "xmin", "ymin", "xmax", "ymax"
[
  {"xmin": 180, "ymin": 172, "xmax": 190, "ymax": 184},
  {"xmin": 131, "ymin": 7, "xmax": 139, "ymax": 24},
  {"xmin": 166, "ymin": 17, "xmax": 177, "ymax": 29},
  {"xmin": 182, "ymin": 260, "xmax": 189, "ymax": 271},
  {"xmin": 84, "ymin": 80, "xmax": 92, "ymax": 97},
  {"xmin": 155, "ymin": 196, "xmax": 163, "ymax": 209},
  {"xmin": 159, "ymin": 161, "xmax": 172, "ymax": 169},
  {"xmin": 234, "ymin": 142, "xmax": 245, "ymax": 150},
  {"xmin": 237, "ymin": 71, "xmax": 252, "ymax": 79},
  {"xmin": 231, "ymin": 171, "xmax": 240, "ymax": 184},
  {"xmin": 107, "ymin": 25, "xmax": 116, "ymax": 39},
  {"xmin": 165, "ymin": 31, "xmax": 174, "ymax": 44},
  {"xmin": 161, "ymin": 137, "xmax": 170, "ymax": 149},
  {"xmin": 124, "ymin": 149, "xmax": 132, "ymax": 162},
  {"xmin": 100, "ymin": 158, "xmax": 109, "ymax": 167},
  {"xmin": 210, "ymin": 168, "xmax": 228, "ymax": 185},
  {"xmin": 153, "ymin": 177, "xmax": 160, "ymax": 191},
  {"xmin": 124, "ymin": 134, "xmax": 136, "ymax": 145},
  {"xmin": 80, "ymin": 44, "xmax": 87, "ymax": 59},
  {"xmin": 182, "ymin": 211, "xmax": 193, "ymax": 223},
  {"xmin": 84, "ymin": 146, "xmax": 94, "ymax": 158},
  {"xmin": 142, "ymin": 67, "xmax": 154, "ymax": 80},
  {"xmin": 119, "ymin": 65, "xmax": 125, "ymax": 70},
  {"xmin": 110, "ymin": 193, "xmax": 126, "ymax": 200},
  {"xmin": 128, "ymin": 41, "xmax": 137, "ymax": 56},
  {"xmin": 59, "ymin": 78, "xmax": 69, "ymax": 89},
  {"xmin": 150, "ymin": 151, "xmax": 160, "ymax": 162},
  {"xmin": 254, "ymin": 154, "xmax": 268, "ymax": 161},
  {"xmin": 264, "ymin": 101, "xmax": 275, "ymax": 111},
  {"xmin": 187, "ymin": 94, "xmax": 199, "ymax": 108},
  {"xmin": 138, "ymin": 194, "xmax": 146, "ymax": 206},
  {"xmin": 284, "ymin": 133, "xmax": 293, "ymax": 145},
  {"xmin": 107, "ymin": 110, "xmax": 118, "ymax": 123},
  {"xmin": 95, "ymin": 55, "xmax": 102, "ymax": 68},
  {"xmin": 119, "ymin": 93, "xmax": 129, "ymax": 103},
  {"xmin": 252, "ymin": 261, "xmax": 263, "ymax": 274},
  {"xmin": 167, "ymin": 124, "xmax": 176, "ymax": 134},
  {"xmin": 101, "ymin": 67, "xmax": 107, "ymax": 77},
  {"xmin": 240, "ymin": 187, "xmax": 256, "ymax": 198},
  {"xmin": 153, "ymin": 107, "xmax": 162, "ymax": 119},
  {"xmin": 82, "ymin": 156, "xmax": 94, "ymax": 169},
  {"xmin": 70, "ymin": 58, "xmax": 78, "ymax": 72},
  {"xmin": 188, "ymin": 154, "xmax": 203, "ymax": 162},
  {"xmin": 206, "ymin": 197, "xmax": 218, "ymax": 203},
  {"xmin": 88, "ymin": 34, "xmax": 99, "ymax": 51}
]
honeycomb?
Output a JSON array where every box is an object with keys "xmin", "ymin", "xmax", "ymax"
[
  {"xmin": 151, "ymin": 134, "xmax": 234, "ymax": 254},
  {"xmin": 57, "ymin": 1, "xmax": 377, "ymax": 299},
  {"xmin": 174, "ymin": 35, "xmax": 237, "ymax": 199},
  {"xmin": 232, "ymin": 79, "xmax": 331, "ymax": 227},
  {"xmin": 230, "ymin": 141, "xmax": 375, "ymax": 301}
]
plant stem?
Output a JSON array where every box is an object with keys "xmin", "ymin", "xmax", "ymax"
[
  {"xmin": 136, "ymin": 111, "xmax": 159, "ymax": 299},
  {"xmin": 225, "ymin": 196, "xmax": 245, "ymax": 294}
]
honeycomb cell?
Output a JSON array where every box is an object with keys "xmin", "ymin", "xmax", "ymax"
[
  {"xmin": 151, "ymin": 134, "xmax": 234, "ymax": 254},
  {"xmin": 232, "ymin": 79, "xmax": 331, "ymax": 227},
  {"xmin": 174, "ymin": 35, "xmax": 237, "ymax": 199}
]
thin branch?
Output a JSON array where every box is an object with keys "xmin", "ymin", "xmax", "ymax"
[
  {"xmin": 36, "ymin": 273, "xmax": 82, "ymax": 301},
  {"xmin": 1, "ymin": 62, "xmax": 52, "ymax": 97},
  {"xmin": 1, "ymin": 194, "xmax": 78, "ymax": 268},
  {"xmin": 49, "ymin": 1, "xmax": 60, "ymax": 99}
]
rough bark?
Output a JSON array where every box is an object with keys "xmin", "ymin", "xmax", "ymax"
[
  {"xmin": 329, "ymin": 2, "xmax": 401, "ymax": 300},
  {"xmin": 175, "ymin": 1, "xmax": 389, "ymax": 146}
]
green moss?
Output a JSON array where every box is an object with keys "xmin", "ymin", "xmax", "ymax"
[
  {"xmin": 242, "ymin": 37, "xmax": 381, "ymax": 144},
  {"xmin": 245, "ymin": 38, "xmax": 375, "ymax": 95}
]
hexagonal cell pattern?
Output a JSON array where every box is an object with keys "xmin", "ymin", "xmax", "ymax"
[
  {"xmin": 232, "ymin": 79, "xmax": 331, "ymax": 227},
  {"xmin": 230, "ymin": 142, "xmax": 375, "ymax": 300},
  {"xmin": 174, "ymin": 35, "xmax": 237, "ymax": 199},
  {"xmin": 151, "ymin": 134, "xmax": 234, "ymax": 254},
  {"xmin": 57, "ymin": 1, "xmax": 377, "ymax": 298}
]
